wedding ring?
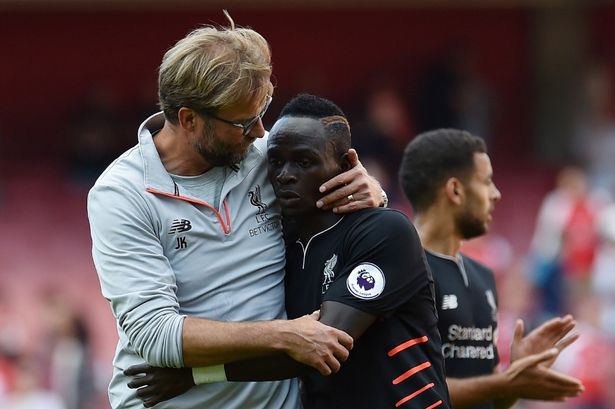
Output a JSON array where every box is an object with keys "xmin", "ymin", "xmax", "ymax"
[{"xmin": 347, "ymin": 194, "xmax": 354, "ymax": 202}]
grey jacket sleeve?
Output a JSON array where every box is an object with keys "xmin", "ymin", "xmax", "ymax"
[{"xmin": 88, "ymin": 183, "xmax": 185, "ymax": 368}]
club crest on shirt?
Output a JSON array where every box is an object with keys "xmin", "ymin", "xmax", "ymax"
[
  {"xmin": 322, "ymin": 254, "xmax": 337, "ymax": 294},
  {"xmin": 248, "ymin": 184, "xmax": 268, "ymax": 215},
  {"xmin": 346, "ymin": 263, "xmax": 385, "ymax": 300},
  {"xmin": 485, "ymin": 289, "xmax": 497, "ymax": 321}
]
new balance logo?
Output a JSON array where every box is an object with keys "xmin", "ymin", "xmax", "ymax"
[
  {"xmin": 168, "ymin": 219, "xmax": 192, "ymax": 234},
  {"xmin": 442, "ymin": 294, "xmax": 458, "ymax": 310}
]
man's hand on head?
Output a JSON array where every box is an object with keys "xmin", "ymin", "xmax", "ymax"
[{"xmin": 316, "ymin": 149, "xmax": 384, "ymax": 213}]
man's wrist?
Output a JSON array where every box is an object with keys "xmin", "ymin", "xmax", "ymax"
[
  {"xmin": 379, "ymin": 190, "xmax": 389, "ymax": 208},
  {"xmin": 269, "ymin": 319, "xmax": 296, "ymax": 353},
  {"xmin": 192, "ymin": 365, "xmax": 227, "ymax": 384}
]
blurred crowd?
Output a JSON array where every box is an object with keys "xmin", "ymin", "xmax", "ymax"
[
  {"xmin": 0, "ymin": 290, "xmax": 108, "ymax": 409},
  {"xmin": 1, "ymin": 43, "xmax": 615, "ymax": 409}
]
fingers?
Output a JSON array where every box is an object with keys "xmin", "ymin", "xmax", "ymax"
[
  {"xmin": 135, "ymin": 385, "xmax": 167, "ymax": 408},
  {"xmin": 514, "ymin": 315, "xmax": 578, "ymax": 364},
  {"xmin": 337, "ymin": 329, "xmax": 354, "ymax": 352},
  {"xmin": 530, "ymin": 348, "xmax": 560, "ymax": 367},
  {"xmin": 509, "ymin": 348, "xmax": 559, "ymax": 377},
  {"xmin": 127, "ymin": 375, "xmax": 152, "ymax": 389},
  {"xmin": 554, "ymin": 331, "xmax": 579, "ymax": 352},
  {"xmin": 513, "ymin": 319, "xmax": 524, "ymax": 346},
  {"xmin": 537, "ymin": 368, "xmax": 585, "ymax": 399},
  {"xmin": 124, "ymin": 363, "xmax": 152, "ymax": 376},
  {"xmin": 331, "ymin": 199, "xmax": 364, "ymax": 214},
  {"xmin": 317, "ymin": 149, "xmax": 362, "ymax": 196},
  {"xmin": 310, "ymin": 310, "xmax": 321, "ymax": 320},
  {"xmin": 287, "ymin": 317, "xmax": 354, "ymax": 376},
  {"xmin": 317, "ymin": 168, "xmax": 363, "ymax": 208},
  {"xmin": 510, "ymin": 319, "xmax": 525, "ymax": 362},
  {"xmin": 347, "ymin": 148, "xmax": 360, "ymax": 167},
  {"xmin": 544, "ymin": 369, "xmax": 584, "ymax": 390},
  {"xmin": 314, "ymin": 328, "xmax": 353, "ymax": 376},
  {"xmin": 135, "ymin": 385, "xmax": 156, "ymax": 399},
  {"xmin": 316, "ymin": 147, "xmax": 382, "ymax": 213},
  {"xmin": 507, "ymin": 349, "xmax": 585, "ymax": 401},
  {"xmin": 136, "ymin": 386, "xmax": 162, "ymax": 408},
  {"xmin": 317, "ymin": 174, "xmax": 382, "ymax": 213},
  {"xmin": 532, "ymin": 315, "xmax": 576, "ymax": 341},
  {"xmin": 320, "ymin": 352, "xmax": 341, "ymax": 375}
]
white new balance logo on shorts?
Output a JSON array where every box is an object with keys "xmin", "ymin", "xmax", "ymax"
[{"xmin": 442, "ymin": 294, "xmax": 458, "ymax": 310}]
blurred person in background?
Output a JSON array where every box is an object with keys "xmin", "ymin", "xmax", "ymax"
[
  {"xmin": 528, "ymin": 166, "xmax": 605, "ymax": 318},
  {"xmin": 87, "ymin": 13, "xmax": 385, "ymax": 409},
  {"xmin": 5, "ymin": 355, "xmax": 66, "ymax": 409},
  {"xmin": 572, "ymin": 61, "xmax": 615, "ymax": 198},
  {"xmin": 65, "ymin": 87, "xmax": 124, "ymax": 185},
  {"xmin": 0, "ymin": 289, "xmax": 25, "ymax": 404},
  {"xmin": 352, "ymin": 82, "xmax": 414, "ymax": 204},
  {"xmin": 591, "ymin": 203, "xmax": 615, "ymax": 340},
  {"xmin": 414, "ymin": 49, "xmax": 495, "ymax": 147},
  {"xmin": 547, "ymin": 295, "xmax": 615, "ymax": 409},
  {"xmin": 399, "ymin": 128, "xmax": 584, "ymax": 409},
  {"xmin": 41, "ymin": 292, "xmax": 95, "ymax": 409}
]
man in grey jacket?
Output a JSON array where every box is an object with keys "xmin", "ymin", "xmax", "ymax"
[{"xmin": 87, "ymin": 14, "xmax": 384, "ymax": 409}]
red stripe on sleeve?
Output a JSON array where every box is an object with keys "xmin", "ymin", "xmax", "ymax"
[
  {"xmin": 392, "ymin": 361, "xmax": 431, "ymax": 385},
  {"xmin": 394, "ymin": 383, "xmax": 435, "ymax": 407},
  {"xmin": 425, "ymin": 400, "xmax": 443, "ymax": 409},
  {"xmin": 388, "ymin": 336, "xmax": 429, "ymax": 357}
]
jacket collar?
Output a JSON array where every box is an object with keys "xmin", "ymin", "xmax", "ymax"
[{"xmin": 137, "ymin": 112, "xmax": 265, "ymax": 200}]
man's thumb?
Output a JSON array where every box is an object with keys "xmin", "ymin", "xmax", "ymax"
[{"xmin": 347, "ymin": 148, "xmax": 360, "ymax": 167}]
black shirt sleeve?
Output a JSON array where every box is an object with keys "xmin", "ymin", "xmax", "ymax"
[{"xmin": 323, "ymin": 209, "xmax": 431, "ymax": 316}]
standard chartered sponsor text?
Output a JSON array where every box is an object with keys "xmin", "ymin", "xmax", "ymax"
[
  {"xmin": 442, "ymin": 343, "xmax": 495, "ymax": 359},
  {"xmin": 448, "ymin": 325, "xmax": 493, "ymax": 341},
  {"xmin": 443, "ymin": 325, "xmax": 495, "ymax": 359}
]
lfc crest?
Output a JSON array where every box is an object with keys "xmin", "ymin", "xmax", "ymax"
[{"xmin": 322, "ymin": 254, "xmax": 338, "ymax": 294}]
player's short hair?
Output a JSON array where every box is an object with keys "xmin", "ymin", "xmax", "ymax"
[
  {"xmin": 278, "ymin": 94, "xmax": 351, "ymax": 157},
  {"xmin": 158, "ymin": 14, "xmax": 272, "ymax": 124},
  {"xmin": 399, "ymin": 128, "xmax": 487, "ymax": 213}
]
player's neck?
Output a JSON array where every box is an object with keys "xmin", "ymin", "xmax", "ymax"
[
  {"xmin": 415, "ymin": 209, "xmax": 462, "ymax": 257},
  {"xmin": 294, "ymin": 212, "xmax": 343, "ymax": 244}
]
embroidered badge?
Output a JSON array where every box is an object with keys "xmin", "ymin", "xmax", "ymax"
[
  {"xmin": 346, "ymin": 263, "xmax": 385, "ymax": 300},
  {"xmin": 248, "ymin": 185, "xmax": 268, "ymax": 215},
  {"xmin": 322, "ymin": 254, "xmax": 338, "ymax": 294}
]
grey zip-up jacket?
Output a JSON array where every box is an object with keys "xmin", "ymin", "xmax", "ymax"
[{"xmin": 88, "ymin": 113, "xmax": 300, "ymax": 409}]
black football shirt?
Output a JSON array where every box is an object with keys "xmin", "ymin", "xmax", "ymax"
[
  {"xmin": 426, "ymin": 250, "xmax": 500, "ymax": 409},
  {"xmin": 285, "ymin": 208, "xmax": 450, "ymax": 409}
]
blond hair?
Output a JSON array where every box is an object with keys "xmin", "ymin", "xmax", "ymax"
[{"xmin": 158, "ymin": 13, "xmax": 272, "ymax": 124}]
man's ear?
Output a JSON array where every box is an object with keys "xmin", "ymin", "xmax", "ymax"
[
  {"xmin": 177, "ymin": 107, "xmax": 198, "ymax": 132},
  {"xmin": 340, "ymin": 152, "xmax": 352, "ymax": 172},
  {"xmin": 444, "ymin": 177, "xmax": 464, "ymax": 205}
]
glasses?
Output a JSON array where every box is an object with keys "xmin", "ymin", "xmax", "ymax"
[{"xmin": 203, "ymin": 95, "xmax": 272, "ymax": 136}]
